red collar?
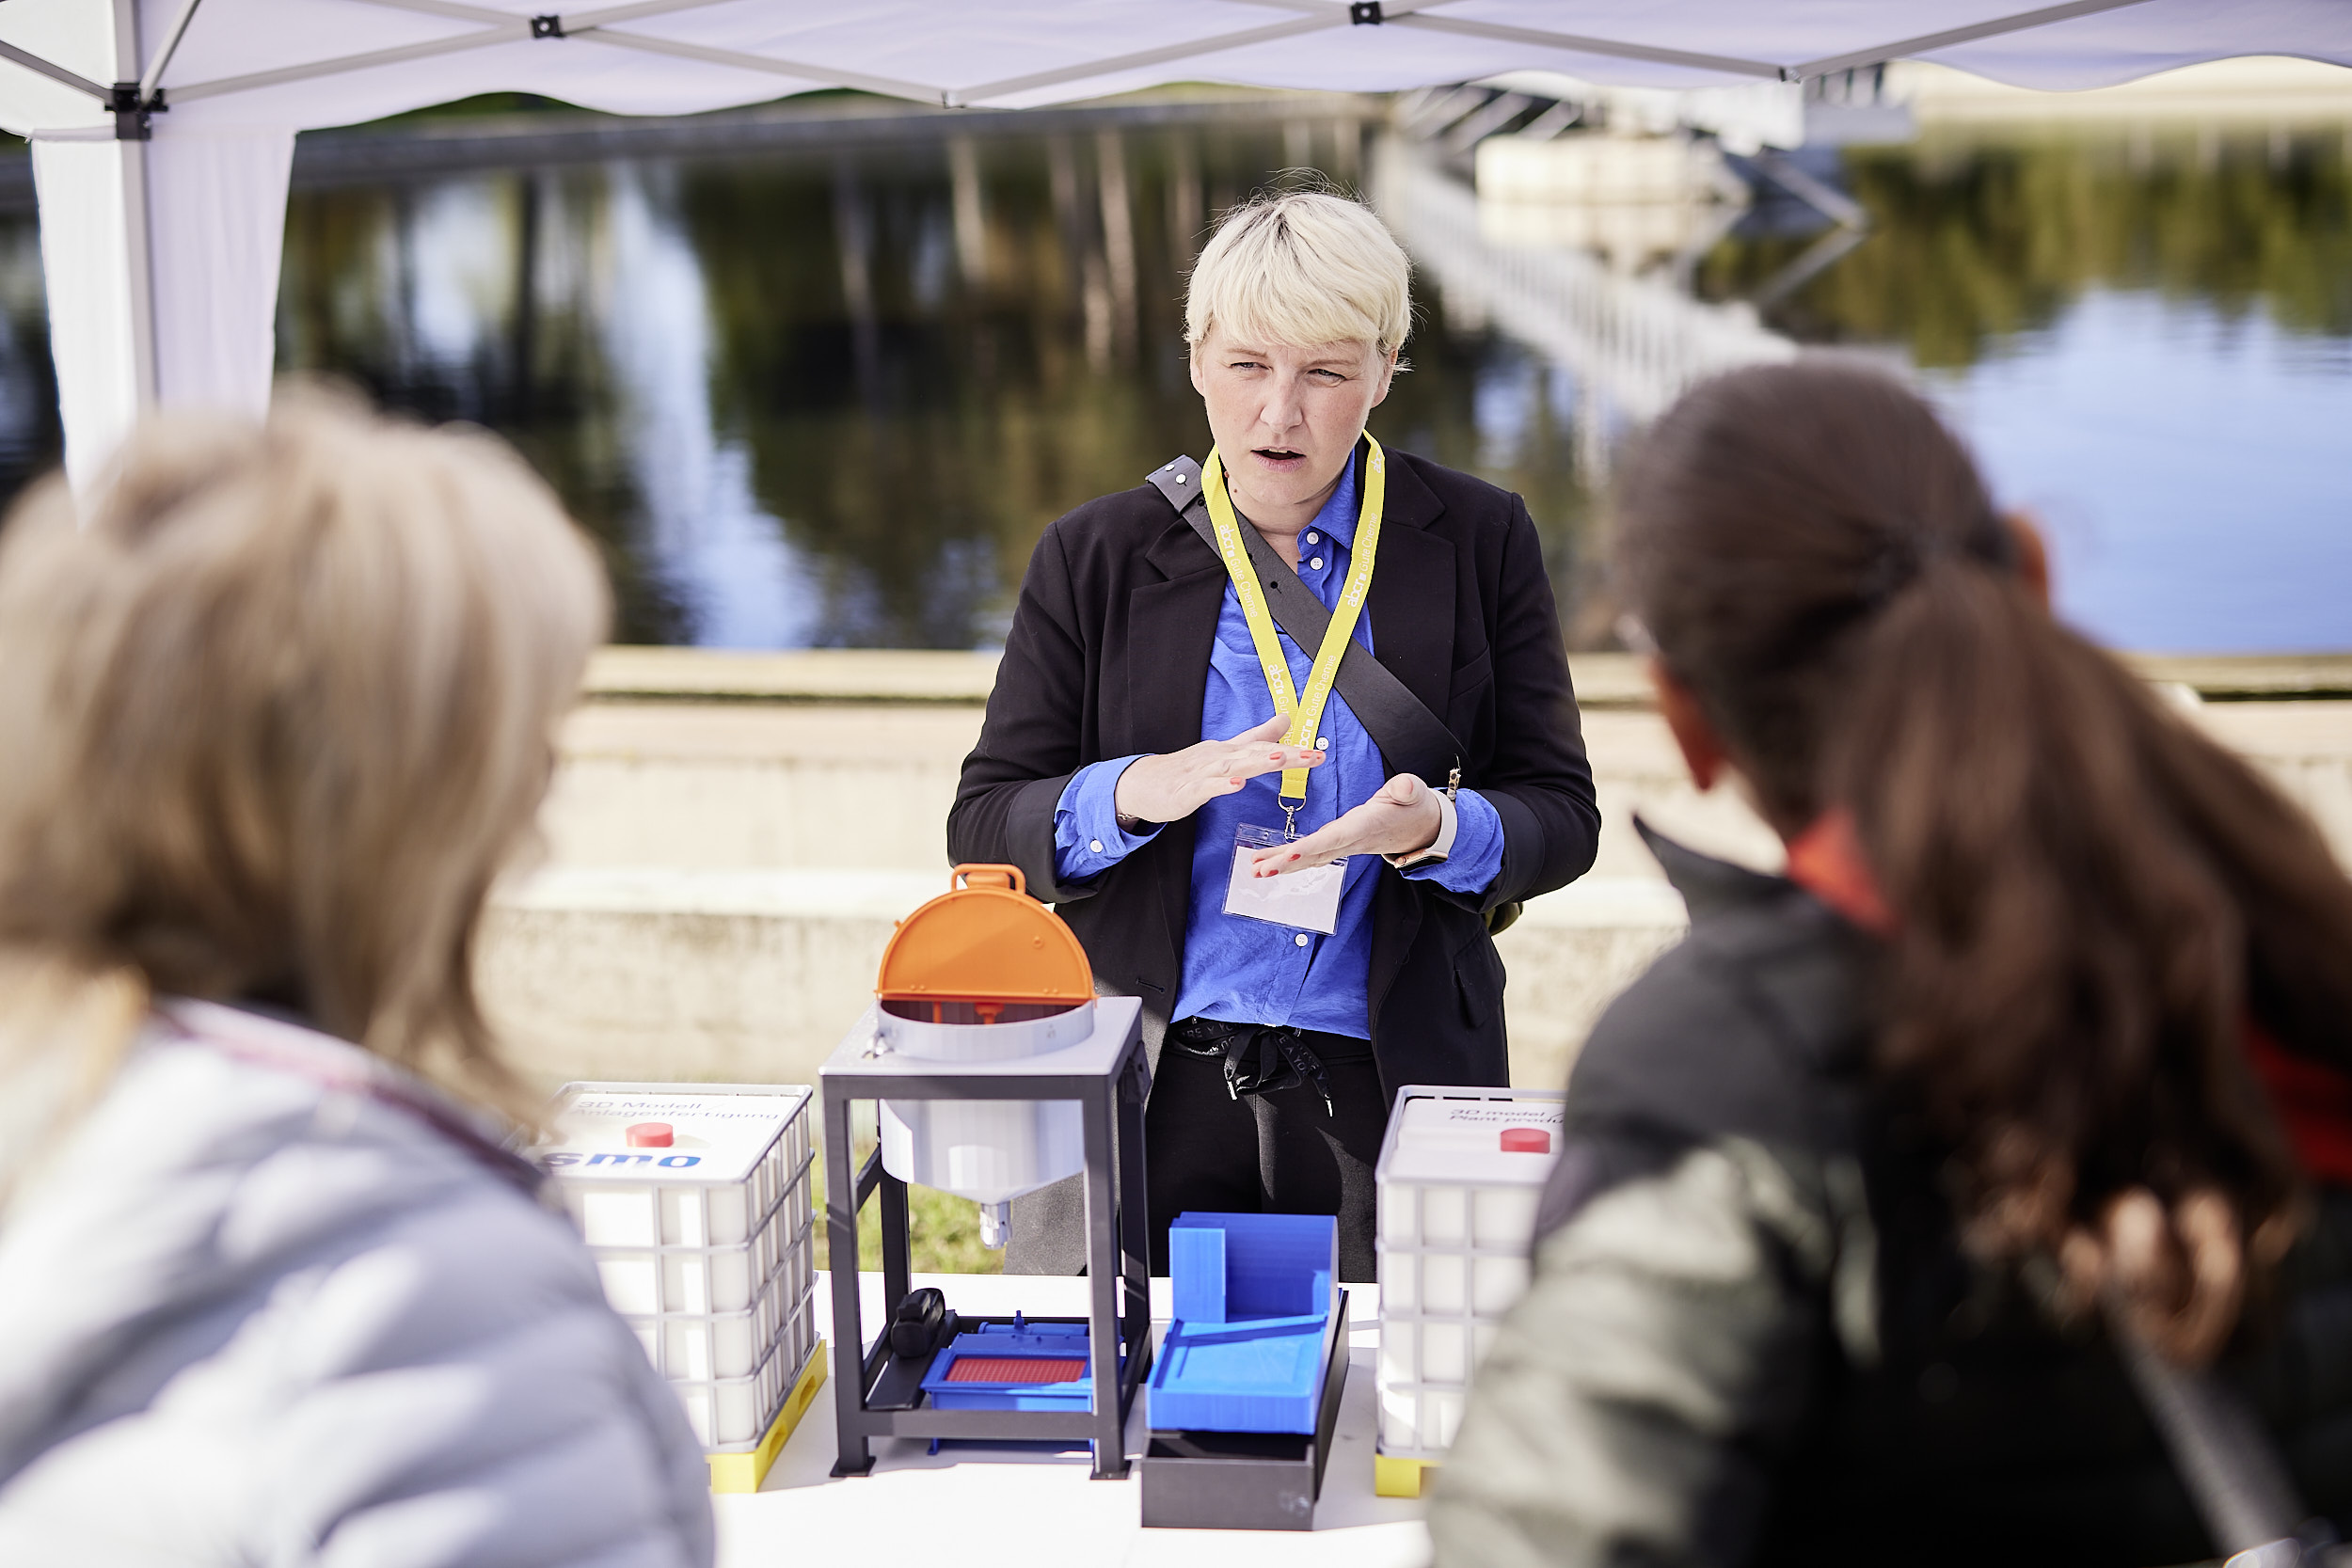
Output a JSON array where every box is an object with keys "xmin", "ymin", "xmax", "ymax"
[
  {"xmin": 1784, "ymin": 809, "xmax": 1895, "ymax": 935},
  {"xmin": 1782, "ymin": 813, "xmax": 2352, "ymax": 1187}
]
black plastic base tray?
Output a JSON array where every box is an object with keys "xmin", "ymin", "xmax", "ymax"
[{"xmin": 1139, "ymin": 1289, "xmax": 1350, "ymax": 1531}]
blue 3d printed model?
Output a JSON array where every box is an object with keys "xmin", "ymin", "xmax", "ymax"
[{"xmin": 1141, "ymin": 1212, "xmax": 1351, "ymax": 1529}]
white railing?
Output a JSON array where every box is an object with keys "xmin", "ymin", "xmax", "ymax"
[{"xmin": 1372, "ymin": 137, "xmax": 1796, "ymax": 423}]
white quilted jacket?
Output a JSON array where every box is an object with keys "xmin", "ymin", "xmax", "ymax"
[{"xmin": 0, "ymin": 1000, "xmax": 714, "ymax": 1567}]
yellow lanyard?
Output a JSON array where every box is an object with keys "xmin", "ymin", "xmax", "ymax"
[{"xmin": 1201, "ymin": 436, "xmax": 1387, "ymax": 835}]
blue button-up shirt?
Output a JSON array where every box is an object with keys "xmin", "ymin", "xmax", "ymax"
[{"xmin": 1050, "ymin": 458, "xmax": 1504, "ymax": 1040}]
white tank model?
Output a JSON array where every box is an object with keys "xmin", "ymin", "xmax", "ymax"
[
  {"xmin": 1373, "ymin": 1085, "xmax": 1566, "ymax": 1495},
  {"xmin": 537, "ymin": 1082, "xmax": 820, "ymax": 1463}
]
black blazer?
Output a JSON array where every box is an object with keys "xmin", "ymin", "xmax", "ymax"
[{"xmin": 948, "ymin": 448, "xmax": 1600, "ymax": 1093}]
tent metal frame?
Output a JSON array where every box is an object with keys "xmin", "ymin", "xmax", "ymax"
[{"xmin": 0, "ymin": 0, "xmax": 2166, "ymax": 129}]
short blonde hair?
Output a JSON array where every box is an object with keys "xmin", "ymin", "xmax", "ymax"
[
  {"xmin": 0, "ymin": 394, "xmax": 607, "ymax": 1123},
  {"xmin": 1185, "ymin": 190, "xmax": 1412, "ymax": 358}
]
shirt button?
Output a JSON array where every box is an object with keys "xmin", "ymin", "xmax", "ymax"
[
  {"xmin": 1294, "ymin": 932, "xmax": 1310, "ymax": 947},
  {"xmin": 1306, "ymin": 531, "xmax": 1319, "ymax": 544},
  {"xmin": 1316, "ymin": 736, "xmax": 1328, "ymax": 748},
  {"xmin": 1310, "ymin": 557, "xmax": 1325, "ymax": 571},
  {"xmin": 1089, "ymin": 839, "xmax": 1104, "ymax": 853}
]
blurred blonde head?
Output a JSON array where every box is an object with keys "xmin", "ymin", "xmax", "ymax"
[
  {"xmin": 1185, "ymin": 189, "xmax": 1413, "ymax": 359},
  {"xmin": 0, "ymin": 394, "xmax": 608, "ymax": 1130}
]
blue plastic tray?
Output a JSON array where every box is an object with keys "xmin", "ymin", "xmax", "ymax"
[
  {"xmin": 1148, "ymin": 1304, "xmax": 1339, "ymax": 1434},
  {"xmin": 920, "ymin": 1319, "xmax": 1104, "ymax": 1412}
]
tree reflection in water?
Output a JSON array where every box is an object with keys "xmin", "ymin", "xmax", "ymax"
[
  {"xmin": 1700, "ymin": 123, "xmax": 2352, "ymax": 363},
  {"xmin": 0, "ymin": 105, "xmax": 2343, "ymax": 650}
]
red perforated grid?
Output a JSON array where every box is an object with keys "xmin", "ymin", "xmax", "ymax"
[{"xmin": 945, "ymin": 1355, "xmax": 1087, "ymax": 1384}]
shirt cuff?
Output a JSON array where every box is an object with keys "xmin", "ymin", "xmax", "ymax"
[
  {"xmin": 1386, "ymin": 786, "xmax": 1459, "ymax": 866},
  {"xmin": 1052, "ymin": 754, "xmax": 1162, "ymax": 883},
  {"xmin": 1398, "ymin": 787, "xmax": 1505, "ymax": 896}
]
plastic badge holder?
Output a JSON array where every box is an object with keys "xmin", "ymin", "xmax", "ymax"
[{"xmin": 1372, "ymin": 1087, "xmax": 1565, "ymax": 1481}]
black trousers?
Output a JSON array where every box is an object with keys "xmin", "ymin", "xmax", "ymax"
[{"xmin": 1144, "ymin": 1023, "xmax": 1390, "ymax": 1282}]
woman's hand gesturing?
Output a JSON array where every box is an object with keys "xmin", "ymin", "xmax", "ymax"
[
  {"xmin": 1113, "ymin": 713, "xmax": 1326, "ymax": 827},
  {"xmin": 1248, "ymin": 771, "xmax": 1443, "ymax": 875}
]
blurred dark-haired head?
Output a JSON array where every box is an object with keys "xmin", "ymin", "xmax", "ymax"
[{"xmin": 1613, "ymin": 361, "xmax": 2352, "ymax": 1363}]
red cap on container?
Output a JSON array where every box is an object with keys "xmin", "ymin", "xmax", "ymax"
[
  {"xmin": 627, "ymin": 1122, "xmax": 675, "ymax": 1148},
  {"xmin": 1500, "ymin": 1127, "xmax": 1550, "ymax": 1154}
]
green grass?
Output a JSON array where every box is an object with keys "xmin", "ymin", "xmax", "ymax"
[{"xmin": 809, "ymin": 1145, "xmax": 1005, "ymax": 1276}]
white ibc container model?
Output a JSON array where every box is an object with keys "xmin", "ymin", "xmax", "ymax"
[
  {"xmin": 541, "ymin": 1083, "xmax": 818, "ymax": 1449},
  {"xmin": 1374, "ymin": 1086, "xmax": 1565, "ymax": 1464}
]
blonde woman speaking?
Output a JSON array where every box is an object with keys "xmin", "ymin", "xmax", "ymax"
[
  {"xmin": 952, "ymin": 191, "xmax": 1600, "ymax": 1278},
  {"xmin": 0, "ymin": 402, "xmax": 712, "ymax": 1565}
]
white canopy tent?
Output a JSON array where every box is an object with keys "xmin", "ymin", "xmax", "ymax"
[{"xmin": 7, "ymin": 0, "xmax": 2350, "ymax": 486}]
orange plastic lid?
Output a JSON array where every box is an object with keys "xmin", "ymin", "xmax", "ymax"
[{"xmin": 876, "ymin": 863, "xmax": 1092, "ymax": 1006}]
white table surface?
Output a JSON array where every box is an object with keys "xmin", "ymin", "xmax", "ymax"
[{"xmin": 714, "ymin": 1272, "xmax": 1431, "ymax": 1568}]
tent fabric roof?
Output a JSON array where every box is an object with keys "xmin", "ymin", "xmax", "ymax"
[{"xmin": 8, "ymin": 0, "xmax": 2352, "ymax": 137}]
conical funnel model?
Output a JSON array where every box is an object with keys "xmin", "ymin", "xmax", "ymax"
[{"xmin": 874, "ymin": 865, "xmax": 1095, "ymax": 1243}]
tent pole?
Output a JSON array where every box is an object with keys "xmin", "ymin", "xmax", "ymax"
[
  {"xmin": 1390, "ymin": 14, "xmax": 1782, "ymax": 78},
  {"xmin": 31, "ymin": 137, "xmax": 158, "ymax": 489},
  {"xmin": 1792, "ymin": 0, "xmax": 2158, "ymax": 79},
  {"xmin": 137, "ymin": 0, "xmax": 208, "ymax": 103},
  {"xmin": 0, "ymin": 42, "xmax": 111, "ymax": 102},
  {"xmin": 167, "ymin": 24, "xmax": 529, "ymax": 103},
  {"xmin": 122, "ymin": 142, "xmax": 157, "ymax": 414}
]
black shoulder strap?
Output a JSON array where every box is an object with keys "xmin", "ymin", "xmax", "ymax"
[{"xmin": 1145, "ymin": 453, "xmax": 1466, "ymax": 785}]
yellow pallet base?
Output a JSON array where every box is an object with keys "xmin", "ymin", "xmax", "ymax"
[
  {"xmin": 1375, "ymin": 1450, "xmax": 1439, "ymax": 1499},
  {"xmin": 707, "ymin": 1341, "xmax": 828, "ymax": 1495}
]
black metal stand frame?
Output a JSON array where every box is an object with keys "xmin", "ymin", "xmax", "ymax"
[{"xmin": 821, "ymin": 1008, "xmax": 1152, "ymax": 1480}]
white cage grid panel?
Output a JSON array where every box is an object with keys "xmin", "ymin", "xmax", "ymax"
[
  {"xmin": 1373, "ymin": 1086, "xmax": 1565, "ymax": 1463},
  {"xmin": 587, "ymin": 1164, "xmax": 813, "ymax": 1316},
  {"xmin": 623, "ymin": 1219, "xmax": 817, "ymax": 1382},
  {"xmin": 673, "ymin": 1299, "xmax": 820, "ymax": 1449}
]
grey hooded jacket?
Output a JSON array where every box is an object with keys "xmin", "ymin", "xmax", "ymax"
[
  {"xmin": 1427, "ymin": 826, "xmax": 2352, "ymax": 1568},
  {"xmin": 0, "ymin": 999, "xmax": 715, "ymax": 1568}
]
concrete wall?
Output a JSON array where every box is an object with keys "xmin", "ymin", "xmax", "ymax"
[
  {"xmin": 478, "ymin": 865, "xmax": 1690, "ymax": 1095},
  {"xmin": 484, "ymin": 652, "xmax": 2352, "ymax": 1096}
]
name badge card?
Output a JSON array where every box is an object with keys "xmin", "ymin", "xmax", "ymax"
[{"xmin": 1223, "ymin": 823, "xmax": 1344, "ymax": 935}]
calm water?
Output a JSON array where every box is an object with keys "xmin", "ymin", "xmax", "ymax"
[{"xmin": 0, "ymin": 105, "xmax": 2344, "ymax": 652}]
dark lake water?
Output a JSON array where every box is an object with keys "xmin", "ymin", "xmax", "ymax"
[{"xmin": 0, "ymin": 100, "xmax": 2344, "ymax": 653}]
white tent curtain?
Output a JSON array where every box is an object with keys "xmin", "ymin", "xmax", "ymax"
[
  {"xmin": 33, "ymin": 129, "xmax": 290, "ymax": 486},
  {"xmin": 29, "ymin": 140, "xmax": 148, "ymax": 489},
  {"xmin": 3, "ymin": 0, "xmax": 2349, "ymax": 484}
]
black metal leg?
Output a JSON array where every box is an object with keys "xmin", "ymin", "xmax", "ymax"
[
  {"xmin": 1117, "ymin": 1054, "xmax": 1153, "ymax": 1367},
  {"xmin": 880, "ymin": 1168, "xmax": 912, "ymax": 1318},
  {"xmin": 824, "ymin": 1086, "xmax": 874, "ymax": 1477},
  {"xmin": 1082, "ymin": 1086, "xmax": 1129, "ymax": 1479}
]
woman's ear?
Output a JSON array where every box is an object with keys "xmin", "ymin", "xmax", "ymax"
[
  {"xmin": 2005, "ymin": 511, "xmax": 2052, "ymax": 610},
  {"xmin": 1649, "ymin": 658, "xmax": 1726, "ymax": 793}
]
